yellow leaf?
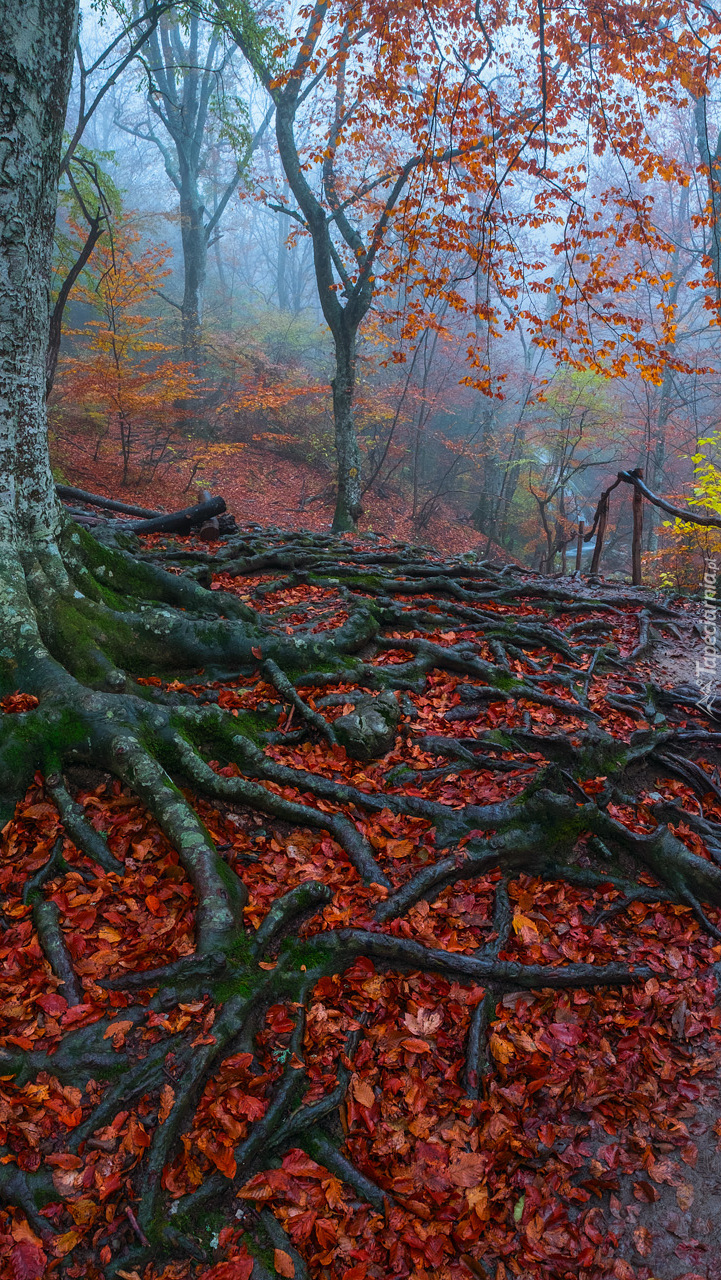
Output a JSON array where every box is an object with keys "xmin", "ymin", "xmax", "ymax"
[
  {"xmin": 52, "ymin": 1230, "xmax": 81, "ymax": 1258},
  {"xmin": 489, "ymin": 1034, "xmax": 515, "ymax": 1063},
  {"xmin": 512, "ymin": 911, "xmax": 539, "ymax": 941},
  {"xmin": 98, "ymin": 926, "xmax": 122, "ymax": 942}
]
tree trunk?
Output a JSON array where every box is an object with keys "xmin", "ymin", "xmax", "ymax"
[
  {"xmin": 179, "ymin": 172, "xmax": 207, "ymax": 371},
  {"xmin": 331, "ymin": 337, "xmax": 363, "ymax": 533},
  {"xmin": 0, "ymin": 0, "xmax": 78, "ymax": 557}
]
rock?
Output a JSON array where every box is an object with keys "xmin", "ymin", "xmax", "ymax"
[{"xmin": 334, "ymin": 692, "xmax": 401, "ymax": 761}]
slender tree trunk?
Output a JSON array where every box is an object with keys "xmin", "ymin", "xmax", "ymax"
[
  {"xmin": 277, "ymin": 207, "xmax": 288, "ymax": 311},
  {"xmin": 331, "ymin": 338, "xmax": 362, "ymax": 532},
  {"xmin": 0, "ymin": 0, "xmax": 78, "ymax": 553},
  {"xmin": 179, "ymin": 173, "xmax": 207, "ymax": 371}
]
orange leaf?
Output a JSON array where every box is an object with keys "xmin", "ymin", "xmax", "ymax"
[
  {"xmin": 400, "ymin": 1037, "xmax": 431, "ymax": 1054},
  {"xmin": 103, "ymin": 1020, "xmax": 133, "ymax": 1040},
  {"xmin": 676, "ymin": 1181, "xmax": 694, "ymax": 1210},
  {"xmin": 351, "ymin": 1077, "xmax": 375, "ymax": 1108},
  {"xmin": 274, "ymin": 1249, "xmax": 295, "ymax": 1277},
  {"xmin": 489, "ymin": 1034, "xmax": 515, "ymax": 1064},
  {"xmin": 158, "ymin": 1083, "xmax": 175, "ymax": 1123}
]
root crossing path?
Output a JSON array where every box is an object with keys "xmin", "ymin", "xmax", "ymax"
[{"xmin": 0, "ymin": 520, "xmax": 719, "ymax": 1280}]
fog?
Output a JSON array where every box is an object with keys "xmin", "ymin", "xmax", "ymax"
[{"xmin": 49, "ymin": 0, "xmax": 721, "ymax": 582}]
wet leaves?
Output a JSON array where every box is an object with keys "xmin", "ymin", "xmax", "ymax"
[{"xmin": 1, "ymin": 548, "xmax": 721, "ymax": 1279}]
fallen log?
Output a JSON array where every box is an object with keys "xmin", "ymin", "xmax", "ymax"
[
  {"xmin": 198, "ymin": 489, "xmax": 220, "ymax": 541},
  {"xmin": 56, "ymin": 485, "xmax": 162, "ymax": 519},
  {"xmin": 130, "ymin": 494, "xmax": 226, "ymax": 536}
]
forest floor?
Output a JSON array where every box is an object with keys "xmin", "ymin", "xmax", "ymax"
[
  {"xmin": 51, "ymin": 437, "xmax": 510, "ymax": 560},
  {"xmin": 1, "ymin": 503, "xmax": 720, "ymax": 1280}
]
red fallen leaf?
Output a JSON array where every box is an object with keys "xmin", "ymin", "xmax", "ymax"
[
  {"xmin": 96, "ymin": 1171, "xmax": 123, "ymax": 1200},
  {"xmin": 0, "ymin": 692, "xmax": 39, "ymax": 714},
  {"xmin": 36, "ymin": 993, "xmax": 68, "ymax": 1017},
  {"xmin": 19, "ymin": 803, "xmax": 57, "ymax": 821},
  {"xmin": 61, "ymin": 1004, "xmax": 103, "ymax": 1029},
  {"xmin": 612, "ymin": 1262, "xmax": 635, "ymax": 1280},
  {"xmin": 274, "ymin": 1249, "xmax": 295, "ymax": 1277},
  {"xmin": 202, "ymin": 1259, "xmax": 254, "ymax": 1280},
  {"xmin": 9, "ymin": 1240, "xmax": 47, "ymax": 1280},
  {"xmin": 549, "ymin": 1023, "xmax": 583, "ymax": 1045},
  {"xmin": 400, "ymin": 1037, "xmax": 431, "ymax": 1053},
  {"xmin": 197, "ymin": 1131, "xmax": 237, "ymax": 1179},
  {"xmin": 158, "ymin": 1083, "xmax": 175, "ymax": 1123},
  {"xmin": 251, "ymin": 646, "xmax": 263, "ymax": 659},
  {"xmin": 314, "ymin": 1218, "xmax": 337, "ymax": 1249},
  {"xmin": 45, "ymin": 1154, "xmax": 83, "ymax": 1169},
  {"xmin": 681, "ymin": 1143, "xmax": 699, "ymax": 1167},
  {"xmin": 632, "ymin": 1180, "xmax": 659, "ymax": 1203},
  {"xmin": 282, "ymin": 1151, "xmax": 325, "ymax": 1179},
  {"xmin": 235, "ymin": 1094, "xmax": 266, "ymax": 1121},
  {"xmin": 447, "ymin": 1154, "xmax": 488, "ymax": 1188}
]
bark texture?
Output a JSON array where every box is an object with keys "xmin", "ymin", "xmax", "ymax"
[{"xmin": 0, "ymin": 0, "xmax": 77, "ymax": 547}]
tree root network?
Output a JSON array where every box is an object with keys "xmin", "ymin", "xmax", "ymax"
[{"xmin": 0, "ymin": 517, "xmax": 719, "ymax": 1279}]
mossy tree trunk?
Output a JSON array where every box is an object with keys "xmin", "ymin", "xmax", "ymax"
[{"xmin": 0, "ymin": 0, "xmax": 77, "ymax": 551}]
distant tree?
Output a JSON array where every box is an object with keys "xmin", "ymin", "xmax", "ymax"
[
  {"xmin": 119, "ymin": 6, "xmax": 268, "ymax": 369},
  {"xmin": 54, "ymin": 221, "xmax": 195, "ymax": 483}
]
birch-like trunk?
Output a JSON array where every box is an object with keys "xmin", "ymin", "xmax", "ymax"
[{"xmin": 0, "ymin": 0, "xmax": 78, "ymax": 550}]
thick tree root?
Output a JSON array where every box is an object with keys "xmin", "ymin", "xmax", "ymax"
[{"xmin": 0, "ymin": 518, "xmax": 716, "ymax": 1274}]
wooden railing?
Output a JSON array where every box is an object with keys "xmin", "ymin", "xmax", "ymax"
[{"xmin": 580, "ymin": 468, "xmax": 721, "ymax": 584}]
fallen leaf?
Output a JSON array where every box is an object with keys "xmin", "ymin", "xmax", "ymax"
[
  {"xmin": 158, "ymin": 1083, "xmax": 175, "ymax": 1122},
  {"xmin": 489, "ymin": 1033, "xmax": 515, "ymax": 1064},
  {"xmin": 274, "ymin": 1249, "xmax": 295, "ymax": 1277},
  {"xmin": 633, "ymin": 1225, "xmax": 652, "ymax": 1257},
  {"xmin": 352, "ymin": 1077, "xmax": 375, "ymax": 1108},
  {"xmin": 103, "ymin": 1019, "xmax": 133, "ymax": 1040},
  {"xmin": 676, "ymin": 1180, "xmax": 694, "ymax": 1210}
]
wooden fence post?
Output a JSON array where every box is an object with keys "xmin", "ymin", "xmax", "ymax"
[
  {"xmin": 575, "ymin": 520, "xmax": 584, "ymax": 571},
  {"xmin": 631, "ymin": 471, "xmax": 643, "ymax": 586},
  {"xmin": 590, "ymin": 496, "xmax": 607, "ymax": 575}
]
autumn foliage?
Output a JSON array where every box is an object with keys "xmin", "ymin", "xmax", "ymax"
[{"xmin": 52, "ymin": 222, "xmax": 197, "ymax": 485}]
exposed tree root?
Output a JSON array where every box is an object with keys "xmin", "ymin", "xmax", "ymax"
[{"xmin": 0, "ymin": 518, "xmax": 717, "ymax": 1274}]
